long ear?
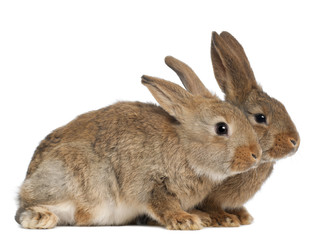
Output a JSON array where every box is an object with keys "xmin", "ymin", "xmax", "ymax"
[
  {"xmin": 164, "ymin": 56, "xmax": 213, "ymax": 98},
  {"xmin": 211, "ymin": 31, "xmax": 260, "ymax": 105},
  {"xmin": 219, "ymin": 31, "xmax": 255, "ymax": 80},
  {"xmin": 141, "ymin": 75, "xmax": 193, "ymax": 119}
]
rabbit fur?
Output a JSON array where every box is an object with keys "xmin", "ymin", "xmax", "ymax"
[
  {"xmin": 15, "ymin": 74, "xmax": 262, "ymax": 230},
  {"xmin": 164, "ymin": 31, "xmax": 300, "ymax": 227}
]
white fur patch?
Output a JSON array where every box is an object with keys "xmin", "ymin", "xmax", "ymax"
[
  {"xmin": 44, "ymin": 201, "xmax": 76, "ymax": 226},
  {"xmin": 43, "ymin": 201, "xmax": 145, "ymax": 226},
  {"xmin": 191, "ymin": 165, "xmax": 229, "ymax": 183},
  {"xmin": 91, "ymin": 201, "xmax": 145, "ymax": 225}
]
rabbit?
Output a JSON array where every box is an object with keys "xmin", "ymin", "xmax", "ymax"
[
  {"xmin": 15, "ymin": 73, "xmax": 262, "ymax": 230},
  {"xmin": 163, "ymin": 31, "xmax": 300, "ymax": 227}
]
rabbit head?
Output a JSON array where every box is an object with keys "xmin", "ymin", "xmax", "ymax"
[
  {"xmin": 165, "ymin": 32, "xmax": 299, "ymax": 163},
  {"xmin": 210, "ymin": 31, "xmax": 299, "ymax": 162},
  {"xmin": 141, "ymin": 75, "xmax": 261, "ymax": 180}
]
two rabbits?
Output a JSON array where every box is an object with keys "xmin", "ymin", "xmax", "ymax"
[
  {"xmin": 15, "ymin": 31, "xmax": 299, "ymax": 230},
  {"xmin": 163, "ymin": 32, "xmax": 300, "ymax": 227},
  {"xmin": 16, "ymin": 76, "xmax": 261, "ymax": 229}
]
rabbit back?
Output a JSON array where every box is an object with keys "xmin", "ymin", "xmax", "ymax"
[{"xmin": 18, "ymin": 101, "xmax": 179, "ymax": 226}]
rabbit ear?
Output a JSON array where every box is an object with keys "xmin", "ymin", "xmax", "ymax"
[
  {"xmin": 211, "ymin": 31, "xmax": 260, "ymax": 105},
  {"xmin": 141, "ymin": 75, "xmax": 193, "ymax": 119},
  {"xmin": 165, "ymin": 56, "xmax": 213, "ymax": 98},
  {"xmin": 219, "ymin": 31, "xmax": 254, "ymax": 78}
]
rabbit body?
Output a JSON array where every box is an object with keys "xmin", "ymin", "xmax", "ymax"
[
  {"xmin": 204, "ymin": 162, "xmax": 274, "ymax": 209},
  {"xmin": 200, "ymin": 89, "xmax": 300, "ymax": 226},
  {"xmin": 16, "ymin": 76, "xmax": 261, "ymax": 229},
  {"xmin": 19, "ymin": 102, "xmax": 208, "ymax": 226},
  {"xmin": 163, "ymin": 31, "xmax": 300, "ymax": 227},
  {"xmin": 201, "ymin": 32, "xmax": 300, "ymax": 226}
]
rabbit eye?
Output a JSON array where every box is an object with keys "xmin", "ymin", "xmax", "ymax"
[
  {"xmin": 215, "ymin": 122, "xmax": 228, "ymax": 136},
  {"xmin": 255, "ymin": 114, "xmax": 267, "ymax": 124}
]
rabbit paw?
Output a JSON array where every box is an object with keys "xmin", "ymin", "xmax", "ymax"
[
  {"xmin": 239, "ymin": 213, "xmax": 253, "ymax": 225},
  {"xmin": 236, "ymin": 208, "xmax": 254, "ymax": 225},
  {"xmin": 209, "ymin": 210, "xmax": 240, "ymax": 227},
  {"xmin": 227, "ymin": 207, "xmax": 254, "ymax": 225},
  {"xmin": 189, "ymin": 209, "xmax": 212, "ymax": 227},
  {"xmin": 20, "ymin": 206, "xmax": 58, "ymax": 229},
  {"xmin": 166, "ymin": 212, "xmax": 202, "ymax": 230}
]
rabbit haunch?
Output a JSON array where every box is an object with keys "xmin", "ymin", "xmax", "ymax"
[{"xmin": 16, "ymin": 76, "xmax": 261, "ymax": 230}]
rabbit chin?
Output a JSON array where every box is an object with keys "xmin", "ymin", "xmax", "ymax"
[{"xmin": 260, "ymin": 148, "xmax": 298, "ymax": 163}]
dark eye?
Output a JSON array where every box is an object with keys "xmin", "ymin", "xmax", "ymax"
[
  {"xmin": 215, "ymin": 122, "xmax": 228, "ymax": 136},
  {"xmin": 255, "ymin": 114, "xmax": 267, "ymax": 124}
]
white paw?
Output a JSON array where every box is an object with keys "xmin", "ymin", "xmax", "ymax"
[{"xmin": 20, "ymin": 207, "xmax": 58, "ymax": 229}]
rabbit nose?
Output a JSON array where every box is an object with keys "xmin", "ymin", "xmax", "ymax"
[
  {"xmin": 231, "ymin": 144, "xmax": 263, "ymax": 172},
  {"xmin": 290, "ymin": 139, "xmax": 296, "ymax": 146},
  {"xmin": 251, "ymin": 153, "xmax": 260, "ymax": 163},
  {"xmin": 250, "ymin": 144, "xmax": 262, "ymax": 163},
  {"xmin": 289, "ymin": 136, "xmax": 300, "ymax": 150}
]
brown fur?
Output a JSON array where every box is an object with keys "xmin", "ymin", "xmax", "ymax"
[
  {"xmin": 226, "ymin": 207, "xmax": 253, "ymax": 225},
  {"xmin": 139, "ymin": 209, "xmax": 212, "ymax": 228},
  {"xmin": 16, "ymin": 74, "xmax": 261, "ymax": 230},
  {"xmin": 211, "ymin": 32, "xmax": 260, "ymax": 106},
  {"xmin": 165, "ymin": 56, "xmax": 213, "ymax": 98},
  {"xmin": 231, "ymin": 145, "xmax": 260, "ymax": 172},
  {"xmin": 164, "ymin": 32, "xmax": 300, "ymax": 227},
  {"xmin": 75, "ymin": 207, "xmax": 92, "ymax": 226}
]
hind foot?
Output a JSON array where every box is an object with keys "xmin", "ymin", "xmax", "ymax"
[{"xmin": 19, "ymin": 206, "xmax": 59, "ymax": 229}]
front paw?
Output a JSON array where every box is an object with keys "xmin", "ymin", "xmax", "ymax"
[
  {"xmin": 166, "ymin": 212, "xmax": 202, "ymax": 230},
  {"xmin": 227, "ymin": 207, "xmax": 254, "ymax": 225},
  {"xmin": 208, "ymin": 210, "xmax": 240, "ymax": 227},
  {"xmin": 189, "ymin": 209, "xmax": 212, "ymax": 227},
  {"xmin": 238, "ymin": 212, "xmax": 253, "ymax": 225}
]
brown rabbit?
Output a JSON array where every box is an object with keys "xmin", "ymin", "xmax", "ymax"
[
  {"xmin": 15, "ymin": 74, "xmax": 262, "ymax": 230},
  {"xmin": 164, "ymin": 31, "xmax": 300, "ymax": 227}
]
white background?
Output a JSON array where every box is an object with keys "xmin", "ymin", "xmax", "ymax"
[{"xmin": 1, "ymin": 0, "xmax": 335, "ymax": 239}]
